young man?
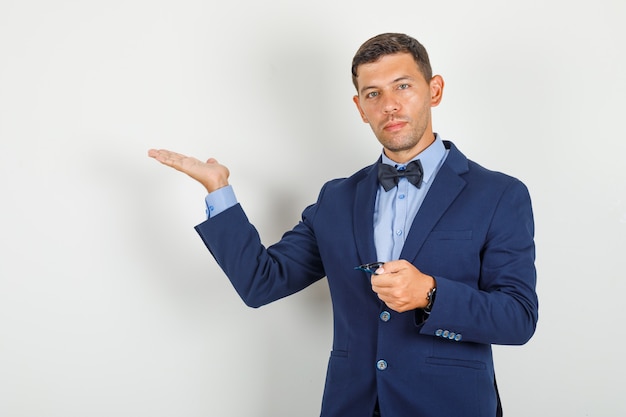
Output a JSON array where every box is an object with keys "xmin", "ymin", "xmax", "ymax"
[{"xmin": 148, "ymin": 33, "xmax": 538, "ymax": 417}]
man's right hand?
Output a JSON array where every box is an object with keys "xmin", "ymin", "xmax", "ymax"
[{"xmin": 147, "ymin": 149, "xmax": 230, "ymax": 193}]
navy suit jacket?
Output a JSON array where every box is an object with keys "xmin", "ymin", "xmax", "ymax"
[{"xmin": 195, "ymin": 141, "xmax": 538, "ymax": 417}]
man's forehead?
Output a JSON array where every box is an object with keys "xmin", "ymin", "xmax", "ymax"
[{"xmin": 355, "ymin": 53, "xmax": 424, "ymax": 90}]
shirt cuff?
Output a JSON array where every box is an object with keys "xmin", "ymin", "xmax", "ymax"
[{"xmin": 205, "ymin": 185, "xmax": 237, "ymax": 218}]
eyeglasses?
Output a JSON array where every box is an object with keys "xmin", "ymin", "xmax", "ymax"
[{"xmin": 354, "ymin": 262, "xmax": 384, "ymax": 274}]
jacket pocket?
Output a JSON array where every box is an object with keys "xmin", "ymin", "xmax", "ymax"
[
  {"xmin": 325, "ymin": 350, "xmax": 351, "ymax": 388},
  {"xmin": 425, "ymin": 356, "xmax": 486, "ymax": 370},
  {"xmin": 428, "ymin": 230, "xmax": 473, "ymax": 240}
]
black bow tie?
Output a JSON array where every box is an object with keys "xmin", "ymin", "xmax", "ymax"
[{"xmin": 377, "ymin": 160, "xmax": 424, "ymax": 191}]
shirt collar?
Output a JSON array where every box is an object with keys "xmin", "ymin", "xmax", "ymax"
[{"xmin": 380, "ymin": 133, "xmax": 447, "ymax": 185}]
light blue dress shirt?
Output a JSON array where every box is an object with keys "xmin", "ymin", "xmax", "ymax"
[{"xmin": 204, "ymin": 135, "xmax": 449, "ymax": 262}]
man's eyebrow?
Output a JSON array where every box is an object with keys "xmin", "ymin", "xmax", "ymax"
[{"xmin": 359, "ymin": 76, "xmax": 414, "ymax": 95}]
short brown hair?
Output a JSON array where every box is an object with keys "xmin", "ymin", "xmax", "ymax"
[{"xmin": 351, "ymin": 33, "xmax": 432, "ymax": 90}]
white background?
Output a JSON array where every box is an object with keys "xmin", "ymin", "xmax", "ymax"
[{"xmin": 1, "ymin": 0, "xmax": 625, "ymax": 416}]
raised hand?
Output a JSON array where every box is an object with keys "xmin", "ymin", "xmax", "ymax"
[{"xmin": 147, "ymin": 149, "xmax": 230, "ymax": 193}]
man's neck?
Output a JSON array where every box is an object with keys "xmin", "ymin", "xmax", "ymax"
[{"xmin": 383, "ymin": 133, "xmax": 436, "ymax": 164}]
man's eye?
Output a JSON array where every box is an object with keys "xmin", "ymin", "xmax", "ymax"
[
  {"xmin": 366, "ymin": 91, "xmax": 379, "ymax": 98},
  {"xmin": 398, "ymin": 83, "xmax": 409, "ymax": 90}
]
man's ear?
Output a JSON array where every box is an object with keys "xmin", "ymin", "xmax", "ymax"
[
  {"xmin": 353, "ymin": 95, "xmax": 368, "ymax": 123},
  {"xmin": 429, "ymin": 75, "xmax": 445, "ymax": 107}
]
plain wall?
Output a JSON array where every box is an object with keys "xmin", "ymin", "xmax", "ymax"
[{"xmin": 1, "ymin": 0, "xmax": 625, "ymax": 416}]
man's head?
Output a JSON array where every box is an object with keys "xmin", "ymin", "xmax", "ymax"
[
  {"xmin": 351, "ymin": 33, "xmax": 444, "ymax": 163},
  {"xmin": 351, "ymin": 33, "xmax": 432, "ymax": 91}
]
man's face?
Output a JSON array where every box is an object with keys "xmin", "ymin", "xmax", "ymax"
[{"xmin": 353, "ymin": 53, "xmax": 443, "ymax": 163}]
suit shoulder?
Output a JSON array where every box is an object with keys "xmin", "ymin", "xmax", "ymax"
[
  {"xmin": 446, "ymin": 141, "xmax": 527, "ymax": 189},
  {"xmin": 320, "ymin": 164, "xmax": 375, "ymax": 191},
  {"xmin": 466, "ymin": 159, "xmax": 529, "ymax": 192},
  {"xmin": 466, "ymin": 159, "xmax": 518, "ymax": 182}
]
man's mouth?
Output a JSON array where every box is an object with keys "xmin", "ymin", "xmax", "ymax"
[{"xmin": 383, "ymin": 120, "xmax": 407, "ymax": 132}]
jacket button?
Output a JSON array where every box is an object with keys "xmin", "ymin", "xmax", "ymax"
[
  {"xmin": 454, "ymin": 333, "xmax": 462, "ymax": 341},
  {"xmin": 376, "ymin": 360, "xmax": 388, "ymax": 371},
  {"xmin": 435, "ymin": 329, "xmax": 443, "ymax": 337},
  {"xmin": 379, "ymin": 311, "xmax": 391, "ymax": 322}
]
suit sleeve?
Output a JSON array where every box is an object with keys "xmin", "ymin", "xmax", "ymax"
[
  {"xmin": 194, "ymin": 202, "xmax": 326, "ymax": 308},
  {"xmin": 420, "ymin": 179, "xmax": 538, "ymax": 345}
]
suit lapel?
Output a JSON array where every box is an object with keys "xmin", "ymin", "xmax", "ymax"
[
  {"xmin": 400, "ymin": 144, "xmax": 468, "ymax": 263},
  {"xmin": 353, "ymin": 163, "xmax": 380, "ymax": 265}
]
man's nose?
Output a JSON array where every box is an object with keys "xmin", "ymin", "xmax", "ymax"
[{"xmin": 382, "ymin": 95, "xmax": 400, "ymax": 113}]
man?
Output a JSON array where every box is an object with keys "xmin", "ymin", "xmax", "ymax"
[{"xmin": 148, "ymin": 33, "xmax": 538, "ymax": 417}]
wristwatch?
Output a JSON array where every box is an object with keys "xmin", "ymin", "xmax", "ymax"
[{"xmin": 424, "ymin": 287, "xmax": 437, "ymax": 314}]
